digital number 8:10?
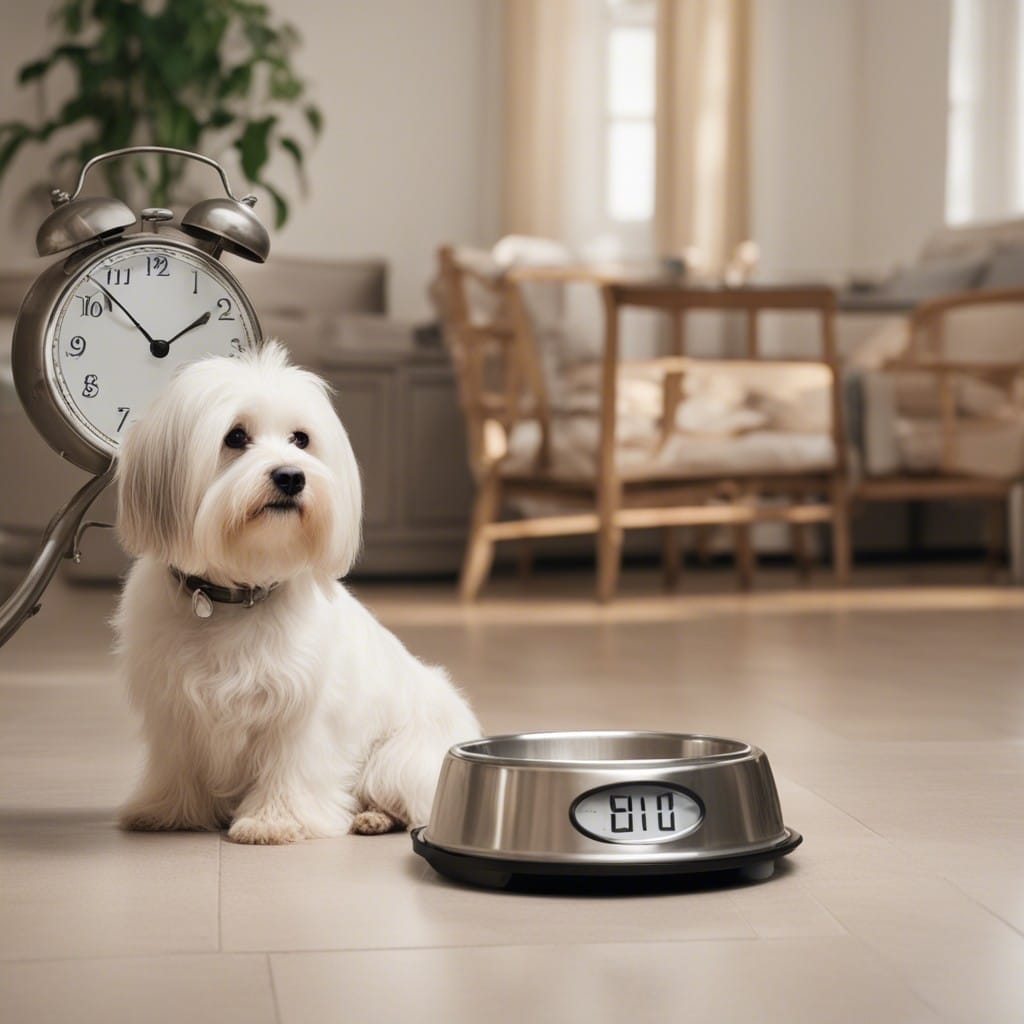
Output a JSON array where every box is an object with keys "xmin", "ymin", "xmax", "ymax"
[{"xmin": 609, "ymin": 792, "xmax": 676, "ymax": 833}]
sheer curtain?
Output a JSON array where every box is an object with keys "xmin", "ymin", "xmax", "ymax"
[
  {"xmin": 654, "ymin": 0, "xmax": 752, "ymax": 272},
  {"xmin": 502, "ymin": 0, "xmax": 752, "ymax": 270},
  {"xmin": 501, "ymin": 0, "xmax": 580, "ymax": 239}
]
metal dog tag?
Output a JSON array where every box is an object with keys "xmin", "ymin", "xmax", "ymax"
[{"xmin": 191, "ymin": 588, "xmax": 214, "ymax": 619}]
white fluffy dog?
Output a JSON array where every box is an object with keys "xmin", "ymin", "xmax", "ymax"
[{"xmin": 113, "ymin": 341, "xmax": 480, "ymax": 844}]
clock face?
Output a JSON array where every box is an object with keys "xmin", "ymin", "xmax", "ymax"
[{"xmin": 44, "ymin": 239, "xmax": 259, "ymax": 454}]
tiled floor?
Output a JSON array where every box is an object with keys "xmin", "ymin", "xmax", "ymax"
[{"xmin": 2, "ymin": 566, "xmax": 1023, "ymax": 1023}]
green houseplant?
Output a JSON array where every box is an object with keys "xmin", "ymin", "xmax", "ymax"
[{"xmin": 0, "ymin": 0, "xmax": 322, "ymax": 227}]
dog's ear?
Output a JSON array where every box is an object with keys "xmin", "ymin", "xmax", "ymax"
[
  {"xmin": 322, "ymin": 417, "xmax": 363, "ymax": 580},
  {"xmin": 116, "ymin": 389, "xmax": 217, "ymax": 562}
]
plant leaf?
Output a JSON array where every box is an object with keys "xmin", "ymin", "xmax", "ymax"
[
  {"xmin": 304, "ymin": 104, "xmax": 323, "ymax": 138},
  {"xmin": 219, "ymin": 63, "xmax": 252, "ymax": 100},
  {"xmin": 279, "ymin": 135, "xmax": 303, "ymax": 170},
  {"xmin": 261, "ymin": 180, "xmax": 288, "ymax": 229},
  {"xmin": 235, "ymin": 116, "xmax": 276, "ymax": 182},
  {"xmin": 18, "ymin": 59, "xmax": 51, "ymax": 85}
]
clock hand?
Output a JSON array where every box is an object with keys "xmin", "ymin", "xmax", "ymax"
[
  {"xmin": 87, "ymin": 277, "xmax": 156, "ymax": 345},
  {"xmin": 146, "ymin": 310, "xmax": 213, "ymax": 360},
  {"xmin": 165, "ymin": 311, "xmax": 211, "ymax": 346}
]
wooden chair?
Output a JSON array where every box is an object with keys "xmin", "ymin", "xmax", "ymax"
[
  {"xmin": 436, "ymin": 247, "xmax": 851, "ymax": 601},
  {"xmin": 851, "ymin": 287, "xmax": 1024, "ymax": 569}
]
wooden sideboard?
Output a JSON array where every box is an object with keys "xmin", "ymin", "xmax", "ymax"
[{"xmin": 320, "ymin": 344, "xmax": 475, "ymax": 576}]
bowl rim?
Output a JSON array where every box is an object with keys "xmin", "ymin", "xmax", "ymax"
[{"xmin": 448, "ymin": 730, "xmax": 754, "ymax": 770}]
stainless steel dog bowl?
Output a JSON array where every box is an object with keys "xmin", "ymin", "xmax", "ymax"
[{"xmin": 412, "ymin": 731, "xmax": 801, "ymax": 890}]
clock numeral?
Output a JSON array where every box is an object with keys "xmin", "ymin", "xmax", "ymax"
[
  {"xmin": 217, "ymin": 297, "xmax": 235, "ymax": 321},
  {"xmin": 191, "ymin": 270, "xmax": 199, "ymax": 295},
  {"xmin": 105, "ymin": 267, "xmax": 131, "ymax": 286},
  {"xmin": 81, "ymin": 374, "xmax": 99, "ymax": 399},
  {"xmin": 230, "ymin": 337, "xmax": 244, "ymax": 356},
  {"xmin": 146, "ymin": 255, "xmax": 170, "ymax": 277},
  {"xmin": 116, "ymin": 406, "xmax": 131, "ymax": 431},
  {"xmin": 66, "ymin": 335, "xmax": 87, "ymax": 358},
  {"xmin": 77, "ymin": 294, "xmax": 104, "ymax": 318}
]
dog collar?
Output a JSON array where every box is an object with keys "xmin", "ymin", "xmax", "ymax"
[{"xmin": 170, "ymin": 567, "xmax": 279, "ymax": 619}]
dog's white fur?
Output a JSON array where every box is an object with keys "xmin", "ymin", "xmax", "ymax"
[{"xmin": 113, "ymin": 342, "xmax": 480, "ymax": 844}]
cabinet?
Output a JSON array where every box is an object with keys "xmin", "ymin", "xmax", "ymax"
[{"xmin": 321, "ymin": 347, "xmax": 475, "ymax": 576}]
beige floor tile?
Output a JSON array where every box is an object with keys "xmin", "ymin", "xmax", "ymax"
[
  {"xmin": 0, "ymin": 813, "xmax": 220, "ymax": 960},
  {"xmin": 270, "ymin": 938, "xmax": 941, "ymax": 1024},
  {"xmin": 811, "ymin": 875, "xmax": 1024, "ymax": 1024},
  {"xmin": 909, "ymin": 838, "xmax": 1024, "ymax": 934},
  {"xmin": 220, "ymin": 831, "xmax": 754, "ymax": 952},
  {"xmin": 5, "ymin": 569, "xmax": 1024, "ymax": 1023},
  {"xmin": 0, "ymin": 954, "xmax": 276, "ymax": 1024},
  {"xmin": 727, "ymin": 878, "xmax": 846, "ymax": 939}
]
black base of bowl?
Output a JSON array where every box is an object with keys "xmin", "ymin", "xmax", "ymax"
[{"xmin": 411, "ymin": 827, "xmax": 802, "ymax": 893}]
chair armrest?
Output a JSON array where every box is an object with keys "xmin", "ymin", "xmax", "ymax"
[
  {"xmin": 910, "ymin": 287, "xmax": 1024, "ymax": 329},
  {"xmin": 880, "ymin": 358, "xmax": 1024, "ymax": 378}
]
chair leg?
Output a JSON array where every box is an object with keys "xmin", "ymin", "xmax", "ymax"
[
  {"xmin": 733, "ymin": 525, "xmax": 755, "ymax": 590},
  {"xmin": 986, "ymin": 499, "xmax": 1007, "ymax": 580},
  {"xmin": 596, "ymin": 483, "xmax": 623, "ymax": 603},
  {"xmin": 662, "ymin": 527, "xmax": 682, "ymax": 591},
  {"xmin": 830, "ymin": 482, "xmax": 852, "ymax": 585},
  {"xmin": 790, "ymin": 522, "xmax": 812, "ymax": 582},
  {"xmin": 459, "ymin": 474, "xmax": 502, "ymax": 602},
  {"xmin": 1010, "ymin": 484, "xmax": 1024, "ymax": 585},
  {"xmin": 517, "ymin": 538, "xmax": 535, "ymax": 584},
  {"xmin": 597, "ymin": 527, "xmax": 622, "ymax": 602},
  {"xmin": 694, "ymin": 524, "xmax": 715, "ymax": 565}
]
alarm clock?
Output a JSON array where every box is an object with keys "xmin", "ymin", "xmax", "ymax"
[
  {"xmin": 0, "ymin": 146, "xmax": 269, "ymax": 646},
  {"xmin": 13, "ymin": 145, "xmax": 267, "ymax": 475}
]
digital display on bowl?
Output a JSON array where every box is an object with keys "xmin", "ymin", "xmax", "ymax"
[{"xmin": 570, "ymin": 782, "xmax": 703, "ymax": 844}]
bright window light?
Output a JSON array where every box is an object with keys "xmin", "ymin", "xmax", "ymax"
[
  {"xmin": 607, "ymin": 120, "xmax": 654, "ymax": 221},
  {"xmin": 607, "ymin": 27, "xmax": 655, "ymax": 118}
]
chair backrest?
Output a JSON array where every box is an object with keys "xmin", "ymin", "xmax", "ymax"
[{"xmin": 435, "ymin": 245, "xmax": 552, "ymax": 479}]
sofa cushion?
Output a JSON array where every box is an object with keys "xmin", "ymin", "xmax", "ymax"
[
  {"xmin": 231, "ymin": 255, "xmax": 387, "ymax": 367},
  {"xmin": 501, "ymin": 357, "xmax": 837, "ymax": 484},
  {"xmin": 878, "ymin": 253, "xmax": 988, "ymax": 302},
  {"xmin": 979, "ymin": 244, "xmax": 1024, "ymax": 289},
  {"xmin": 502, "ymin": 416, "xmax": 835, "ymax": 482}
]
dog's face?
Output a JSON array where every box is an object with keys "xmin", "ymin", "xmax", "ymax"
[{"xmin": 117, "ymin": 342, "xmax": 361, "ymax": 586}]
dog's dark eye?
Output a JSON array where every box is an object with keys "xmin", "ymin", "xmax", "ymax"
[
  {"xmin": 290, "ymin": 431, "xmax": 309, "ymax": 449},
  {"xmin": 224, "ymin": 427, "xmax": 249, "ymax": 450}
]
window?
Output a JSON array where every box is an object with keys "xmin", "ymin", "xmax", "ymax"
[
  {"xmin": 604, "ymin": 0, "xmax": 656, "ymax": 224},
  {"xmin": 945, "ymin": 0, "xmax": 1024, "ymax": 223}
]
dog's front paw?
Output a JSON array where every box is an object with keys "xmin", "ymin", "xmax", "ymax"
[
  {"xmin": 228, "ymin": 813, "xmax": 308, "ymax": 845},
  {"xmin": 350, "ymin": 809, "xmax": 402, "ymax": 835}
]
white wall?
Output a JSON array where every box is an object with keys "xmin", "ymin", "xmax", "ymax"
[
  {"xmin": 1, "ymin": 0, "xmax": 953, "ymax": 315},
  {"xmin": 853, "ymin": 0, "xmax": 952, "ymax": 269},
  {"xmin": 752, "ymin": 0, "xmax": 952, "ymax": 280},
  {"xmin": 751, "ymin": 0, "xmax": 860, "ymax": 281},
  {"xmin": 0, "ymin": 0, "xmax": 503, "ymax": 320}
]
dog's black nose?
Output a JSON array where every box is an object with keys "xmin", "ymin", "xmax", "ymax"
[{"xmin": 271, "ymin": 466, "xmax": 305, "ymax": 496}]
